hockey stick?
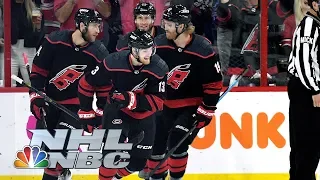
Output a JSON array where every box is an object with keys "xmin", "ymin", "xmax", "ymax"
[
  {"xmin": 15, "ymin": 72, "xmax": 144, "ymax": 152},
  {"xmin": 219, "ymin": 66, "xmax": 250, "ymax": 101},
  {"xmin": 23, "ymin": 53, "xmax": 31, "ymax": 77},
  {"xmin": 11, "ymin": 75, "xmax": 80, "ymax": 121},
  {"xmin": 145, "ymin": 66, "xmax": 251, "ymax": 179}
]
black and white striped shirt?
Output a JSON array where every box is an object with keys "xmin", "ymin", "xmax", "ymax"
[{"xmin": 288, "ymin": 12, "xmax": 320, "ymax": 94}]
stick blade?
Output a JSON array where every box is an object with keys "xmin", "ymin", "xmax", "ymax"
[{"xmin": 11, "ymin": 75, "xmax": 23, "ymax": 84}]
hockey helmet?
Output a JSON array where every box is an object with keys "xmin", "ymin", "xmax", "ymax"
[
  {"xmin": 162, "ymin": 4, "xmax": 191, "ymax": 24},
  {"xmin": 128, "ymin": 30, "xmax": 155, "ymax": 49},
  {"xmin": 134, "ymin": 2, "xmax": 156, "ymax": 19},
  {"xmin": 75, "ymin": 8, "xmax": 102, "ymax": 29},
  {"xmin": 128, "ymin": 30, "xmax": 156, "ymax": 59}
]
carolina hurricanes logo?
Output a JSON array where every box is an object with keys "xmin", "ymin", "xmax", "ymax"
[
  {"xmin": 49, "ymin": 65, "xmax": 87, "ymax": 91},
  {"xmin": 241, "ymin": 23, "xmax": 259, "ymax": 54},
  {"xmin": 131, "ymin": 78, "xmax": 148, "ymax": 93},
  {"xmin": 167, "ymin": 64, "xmax": 191, "ymax": 89}
]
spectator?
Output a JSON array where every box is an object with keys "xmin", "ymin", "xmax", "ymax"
[
  {"xmin": 191, "ymin": 0, "xmax": 215, "ymax": 43},
  {"xmin": 37, "ymin": 0, "xmax": 61, "ymax": 35},
  {"xmin": 216, "ymin": 0, "xmax": 241, "ymax": 77},
  {"xmin": 236, "ymin": 0, "xmax": 292, "ymax": 86},
  {"xmin": 0, "ymin": 0, "xmax": 3, "ymax": 85},
  {"xmin": 0, "ymin": 0, "xmax": 44, "ymax": 87},
  {"xmin": 107, "ymin": 0, "xmax": 166, "ymax": 53},
  {"xmin": 281, "ymin": 0, "xmax": 309, "ymax": 56},
  {"xmin": 276, "ymin": 0, "xmax": 306, "ymax": 74},
  {"xmin": 32, "ymin": 0, "xmax": 61, "ymax": 51},
  {"xmin": 54, "ymin": 0, "xmax": 111, "ymax": 41},
  {"xmin": 265, "ymin": 0, "xmax": 292, "ymax": 85},
  {"xmin": 168, "ymin": 0, "xmax": 195, "ymax": 9},
  {"xmin": 116, "ymin": 2, "xmax": 165, "ymax": 52},
  {"xmin": 211, "ymin": 0, "xmax": 219, "ymax": 47},
  {"xmin": 105, "ymin": 0, "xmax": 122, "ymax": 53},
  {"xmin": 119, "ymin": 0, "xmax": 166, "ymax": 35}
]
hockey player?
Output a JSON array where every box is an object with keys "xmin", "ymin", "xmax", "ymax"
[
  {"xmin": 147, "ymin": 4, "xmax": 223, "ymax": 180},
  {"xmin": 29, "ymin": 8, "xmax": 108, "ymax": 180},
  {"xmin": 116, "ymin": 2, "xmax": 165, "ymax": 51},
  {"xmin": 77, "ymin": 29, "xmax": 169, "ymax": 180}
]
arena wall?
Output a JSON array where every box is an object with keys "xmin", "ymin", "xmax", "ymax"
[{"xmin": 0, "ymin": 88, "xmax": 310, "ymax": 180}]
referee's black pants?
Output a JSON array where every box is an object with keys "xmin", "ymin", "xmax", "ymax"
[{"xmin": 288, "ymin": 77, "xmax": 320, "ymax": 180}]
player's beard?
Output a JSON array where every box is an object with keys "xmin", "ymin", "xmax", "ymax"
[
  {"xmin": 139, "ymin": 57, "xmax": 151, "ymax": 65},
  {"xmin": 83, "ymin": 32, "xmax": 96, "ymax": 43},
  {"xmin": 165, "ymin": 31, "xmax": 177, "ymax": 40},
  {"xmin": 136, "ymin": 23, "xmax": 153, "ymax": 33},
  {"xmin": 88, "ymin": 35, "xmax": 96, "ymax": 42}
]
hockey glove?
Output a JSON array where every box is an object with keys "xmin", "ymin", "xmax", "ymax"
[
  {"xmin": 110, "ymin": 91, "xmax": 137, "ymax": 110},
  {"xmin": 30, "ymin": 92, "xmax": 48, "ymax": 121},
  {"xmin": 194, "ymin": 103, "xmax": 216, "ymax": 129},
  {"xmin": 78, "ymin": 109, "xmax": 103, "ymax": 133}
]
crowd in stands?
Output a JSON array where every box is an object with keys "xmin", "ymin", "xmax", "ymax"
[{"xmin": 0, "ymin": 0, "xmax": 304, "ymax": 87}]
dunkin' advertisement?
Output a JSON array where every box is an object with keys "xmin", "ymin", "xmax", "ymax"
[{"xmin": 0, "ymin": 92, "xmax": 304, "ymax": 180}]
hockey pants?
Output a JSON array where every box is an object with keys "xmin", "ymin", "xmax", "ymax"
[
  {"xmin": 99, "ymin": 104, "xmax": 156, "ymax": 180},
  {"xmin": 149, "ymin": 106, "xmax": 199, "ymax": 179}
]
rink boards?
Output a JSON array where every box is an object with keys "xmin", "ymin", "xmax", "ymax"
[{"xmin": 0, "ymin": 90, "xmax": 308, "ymax": 180}]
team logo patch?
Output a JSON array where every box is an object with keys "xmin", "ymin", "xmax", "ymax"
[
  {"xmin": 112, "ymin": 119, "xmax": 123, "ymax": 125},
  {"xmin": 49, "ymin": 65, "xmax": 87, "ymax": 91},
  {"xmin": 167, "ymin": 64, "xmax": 191, "ymax": 89},
  {"xmin": 131, "ymin": 78, "xmax": 148, "ymax": 93}
]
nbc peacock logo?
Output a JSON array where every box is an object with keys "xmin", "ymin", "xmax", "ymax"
[{"xmin": 14, "ymin": 145, "xmax": 49, "ymax": 168}]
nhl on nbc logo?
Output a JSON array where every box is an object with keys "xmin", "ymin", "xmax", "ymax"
[{"xmin": 14, "ymin": 145, "xmax": 49, "ymax": 168}]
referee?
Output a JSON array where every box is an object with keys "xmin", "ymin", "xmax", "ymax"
[{"xmin": 287, "ymin": 0, "xmax": 320, "ymax": 179}]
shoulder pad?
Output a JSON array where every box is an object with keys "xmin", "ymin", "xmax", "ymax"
[
  {"xmin": 155, "ymin": 26, "xmax": 166, "ymax": 36},
  {"xmin": 86, "ymin": 41, "xmax": 109, "ymax": 62},
  {"xmin": 185, "ymin": 35, "xmax": 216, "ymax": 59},
  {"xmin": 104, "ymin": 50, "xmax": 130, "ymax": 70},
  {"xmin": 154, "ymin": 34, "xmax": 169, "ymax": 47},
  {"xmin": 144, "ymin": 54, "xmax": 169, "ymax": 79},
  {"xmin": 46, "ymin": 30, "xmax": 71, "ymax": 43},
  {"xmin": 116, "ymin": 34, "xmax": 130, "ymax": 51}
]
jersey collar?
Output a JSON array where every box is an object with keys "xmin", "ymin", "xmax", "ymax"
[
  {"xmin": 70, "ymin": 31, "xmax": 91, "ymax": 51},
  {"xmin": 128, "ymin": 53, "xmax": 145, "ymax": 73},
  {"xmin": 169, "ymin": 33, "xmax": 194, "ymax": 52}
]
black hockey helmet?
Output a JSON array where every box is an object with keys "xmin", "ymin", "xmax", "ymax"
[
  {"xmin": 75, "ymin": 8, "xmax": 102, "ymax": 29},
  {"xmin": 128, "ymin": 29, "xmax": 156, "ymax": 60},
  {"xmin": 134, "ymin": 2, "xmax": 156, "ymax": 19},
  {"xmin": 128, "ymin": 29, "xmax": 154, "ymax": 49},
  {"xmin": 162, "ymin": 4, "xmax": 191, "ymax": 24}
]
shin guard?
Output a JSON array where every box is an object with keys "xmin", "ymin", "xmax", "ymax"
[
  {"xmin": 43, "ymin": 164, "xmax": 64, "ymax": 177},
  {"xmin": 168, "ymin": 153, "xmax": 188, "ymax": 179},
  {"xmin": 116, "ymin": 167, "xmax": 133, "ymax": 178},
  {"xmin": 138, "ymin": 163, "xmax": 150, "ymax": 179},
  {"xmin": 99, "ymin": 166, "xmax": 117, "ymax": 180},
  {"xmin": 148, "ymin": 154, "xmax": 168, "ymax": 179}
]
